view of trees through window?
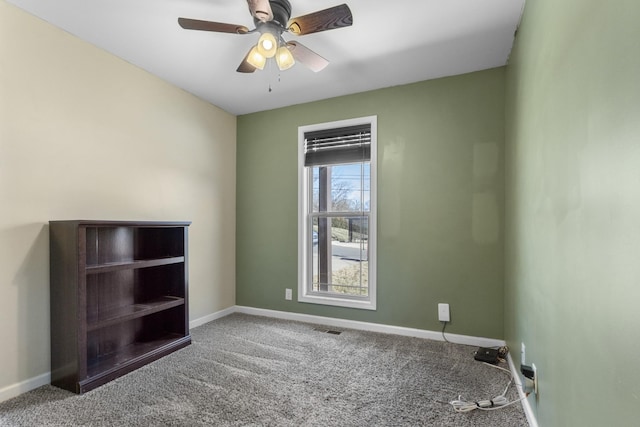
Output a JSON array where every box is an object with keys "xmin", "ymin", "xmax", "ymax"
[{"xmin": 310, "ymin": 163, "xmax": 370, "ymax": 297}]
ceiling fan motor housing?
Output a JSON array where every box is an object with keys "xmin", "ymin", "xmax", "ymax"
[{"xmin": 263, "ymin": 0, "xmax": 292, "ymax": 27}]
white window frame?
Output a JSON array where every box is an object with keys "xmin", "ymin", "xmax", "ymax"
[{"xmin": 297, "ymin": 116, "xmax": 377, "ymax": 310}]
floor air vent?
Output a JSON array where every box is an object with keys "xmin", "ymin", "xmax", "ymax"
[{"xmin": 313, "ymin": 328, "xmax": 342, "ymax": 335}]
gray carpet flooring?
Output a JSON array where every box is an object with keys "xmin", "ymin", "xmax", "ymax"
[{"xmin": 0, "ymin": 313, "xmax": 528, "ymax": 426}]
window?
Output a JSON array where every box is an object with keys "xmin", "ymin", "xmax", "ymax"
[{"xmin": 298, "ymin": 116, "xmax": 377, "ymax": 310}]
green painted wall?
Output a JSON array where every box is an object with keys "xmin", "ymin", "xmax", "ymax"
[
  {"xmin": 237, "ymin": 68, "xmax": 505, "ymax": 338},
  {"xmin": 505, "ymin": 0, "xmax": 640, "ymax": 425}
]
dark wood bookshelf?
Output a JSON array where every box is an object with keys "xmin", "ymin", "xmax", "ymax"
[
  {"xmin": 85, "ymin": 334, "xmax": 190, "ymax": 383},
  {"xmin": 85, "ymin": 256, "xmax": 185, "ymax": 274},
  {"xmin": 49, "ymin": 220, "xmax": 191, "ymax": 394},
  {"xmin": 86, "ymin": 296, "xmax": 185, "ymax": 331}
]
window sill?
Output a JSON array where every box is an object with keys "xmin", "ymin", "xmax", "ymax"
[{"xmin": 298, "ymin": 293, "xmax": 376, "ymax": 311}]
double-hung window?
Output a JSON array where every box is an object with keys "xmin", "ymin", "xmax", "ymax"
[{"xmin": 298, "ymin": 116, "xmax": 377, "ymax": 310}]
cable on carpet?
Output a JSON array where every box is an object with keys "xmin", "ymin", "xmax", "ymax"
[{"xmin": 448, "ymin": 362, "xmax": 529, "ymax": 412}]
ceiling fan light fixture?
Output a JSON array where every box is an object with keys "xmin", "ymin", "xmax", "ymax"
[
  {"xmin": 178, "ymin": 1, "xmax": 352, "ymax": 74},
  {"xmin": 256, "ymin": 32, "xmax": 278, "ymax": 58},
  {"xmin": 275, "ymin": 45, "xmax": 295, "ymax": 70},
  {"xmin": 246, "ymin": 46, "xmax": 267, "ymax": 70}
]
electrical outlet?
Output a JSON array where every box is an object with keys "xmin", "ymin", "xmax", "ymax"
[
  {"xmin": 438, "ymin": 303, "xmax": 450, "ymax": 322},
  {"xmin": 285, "ymin": 288, "xmax": 292, "ymax": 300},
  {"xmin": 521, "ymin": 342, "xmax": 526, "ymax": 365}
]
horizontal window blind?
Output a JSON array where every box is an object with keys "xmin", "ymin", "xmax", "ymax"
[{"xmin": 304, "ymin": 123, "xmax": 371, "ymax": 166}]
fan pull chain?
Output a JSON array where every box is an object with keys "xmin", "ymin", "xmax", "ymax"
[{"xmin": 266, "ymin": 63, "xmax": 282, "ymax": 93}]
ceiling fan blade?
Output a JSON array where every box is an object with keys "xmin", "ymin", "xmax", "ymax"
[
  {"xmin": 247, "ymin": 0, "xmax": 273, "ymax": 22},
  {"xmin": 237, "ymin": 48, "xmax": 258, "ymax": 73},
  {"xmin": 178, "ymin": 18, "xmax": 250, "ymax": 34},
  {"xmin": 286, "ymin": 41, "xmax": 329, "ymax": 72},
  {"xmin": 287, "ymin": 4, "xmax": 353, "ymax": 36}
]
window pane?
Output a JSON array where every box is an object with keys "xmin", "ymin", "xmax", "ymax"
[
  {"xmin": 331, "ymin": 164, "xmax": 366, "ymax": 212},
  {"xmin": 312, "ymin": 163, "xmax": 370, "ymax": 213},
  {"xmin": 311, "ymin": 168, "xmax": 320, "ymax": 212},
  {"xmin": 311, "ymin": 216, "xmax": 369, "ymax": 297}
]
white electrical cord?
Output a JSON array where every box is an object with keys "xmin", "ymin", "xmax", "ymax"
[{"xmin": 449, "ymin": 362, "xmax": 529, "ymax": 412}]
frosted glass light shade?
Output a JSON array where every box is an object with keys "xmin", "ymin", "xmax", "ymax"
[
  {"xmin": 276, "ymin": 46, "xmax": 295, "ymax": 70},
  {"xmin": 246, "ymin": 46, "xmax": 266, "ymax": 70},
  {"xmin": 257, "ymin": 32, "xmax": 277, "ymax": 58}
]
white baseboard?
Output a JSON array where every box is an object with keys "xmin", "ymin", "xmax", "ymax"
[
  {"xmin": 507, "ymin": 353, "xmax": 539, "ymax": 427},
  {"xmin": 189, "ymin": 306, "xmax": 236, "ymax": 329},
  {"xmin": 0, "ymin": 372, "xmax": 50, "ymax": 404},
  {"xmin": 234, "ymin": 306, "xmax": 506, "ymax": 348}
]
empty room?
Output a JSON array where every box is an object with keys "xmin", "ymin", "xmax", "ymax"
[{"xmin": 1, "ymin": 0, "xmax": 638, "ymax": 426}]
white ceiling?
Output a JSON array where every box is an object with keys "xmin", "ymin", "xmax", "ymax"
[{"xmin": 7, "ymin": 0, "xmax": 525, "ymax": 115}]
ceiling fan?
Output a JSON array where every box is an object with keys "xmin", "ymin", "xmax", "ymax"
[{"xmin": 178, "ymin": 0, "xmax": 353, "ymax": 73}]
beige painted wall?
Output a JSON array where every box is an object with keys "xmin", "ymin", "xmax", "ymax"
[{"xmin": 0, "ymin": 2, "xmax": 236, "ymax": 396}]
